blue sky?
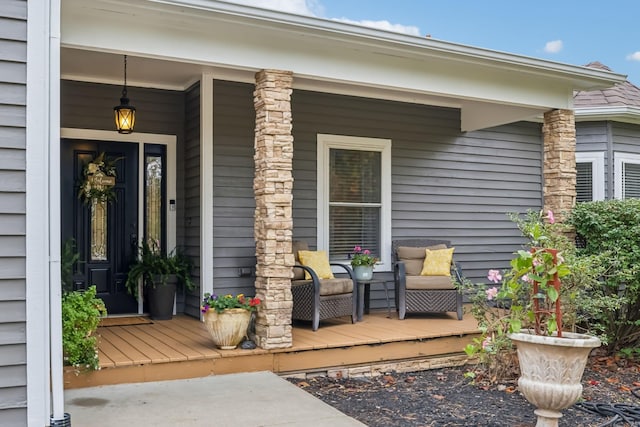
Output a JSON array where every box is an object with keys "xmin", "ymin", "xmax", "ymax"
[{"xmin": 232, "ymin": 0, "xmax": 640, "ymax": 84}]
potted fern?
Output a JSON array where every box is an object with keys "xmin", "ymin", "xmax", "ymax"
[{"xmin": 125, "ymin": 240, "xmax": 194, "ymax": 320}]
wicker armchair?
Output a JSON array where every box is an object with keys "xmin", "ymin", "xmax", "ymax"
[
  {"xmin": 393, "ymin": 239, "xmax": 463, "ymax": 320},
  {"xmin": 291, "ymin": 240, "xmax": 358, "ymax": 331}
]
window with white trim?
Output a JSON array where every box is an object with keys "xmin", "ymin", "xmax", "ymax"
[
  {"xmin": 575, "ymin": 152, "xmax": 605, "ymax": 202},
  {"xmin": 615, "ymin": 152, "xmax": 640, "ymax": 199},
  {"xmin": 317, "ymin": 134, "xmax": 392, "ymax": 271}
]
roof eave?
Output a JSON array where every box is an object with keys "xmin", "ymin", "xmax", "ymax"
[
  {"xmin": 575, "ymin": 106, "xmax": 640, "ymax": 125},
  {"xmin": 154, "ymin": 0, "xmax": 625, "ymax": 90}
]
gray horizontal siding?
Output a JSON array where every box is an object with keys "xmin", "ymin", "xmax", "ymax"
[
  {"xmin": 209, "ymin": 80, "xmax": 257, "ymax": 298},
  {"xmin": 612, "ymin": 122, "xmax": 640, "ymax": 154},
  {"xmin": 0, "ymin": 2, "xmax": 26, "ymax": 424},
  {"xmin": 292, "ymin": 90, "xmax": 543, "ymax": 286},
  {"xmin": 183, "ymin": 82, "xmax": 201, "ymax": 316},
  {"xmin": 61, "ymin": 80, "xmax": 192, "ymax": 313},
  {"xmin": 576, "ymin": 121, "xmax": 611, "ymax": 199}
]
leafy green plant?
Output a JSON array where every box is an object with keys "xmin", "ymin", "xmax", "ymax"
[
  {"xmin": 125, "ymin": 240, "xmax": 194, "ymax": 296},
  {"xmin": 62, "ymin": 285, "xmax": 106, "ymax": 371},
  {"xmin": 61, "ymin": 238, "xmax": 80, "ymax": 294},
  {"xmin": 200, "ymin": 293, "xmax": 261, "ymax": 314},
  {"xmin": 349, "ymin": 246, "xmax": 379, "ymax": 267},
  {"xmin": 462, "ymin": 209, "xmax": 600, "ymax": 383},
  {"xmin": 570, "ymin": 199, "xmax": 640, "ymax": 352}
]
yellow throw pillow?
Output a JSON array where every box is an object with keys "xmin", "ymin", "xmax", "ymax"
[
  {"xmin": 420, "ymin": 247, "xmax": 454, "ymax": 276},
  {"xmin": 298, "ymin": 250, "xmax": 335, "ymax": 280}
]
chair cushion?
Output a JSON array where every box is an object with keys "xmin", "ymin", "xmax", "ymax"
[
  {"xmin": 397, "ymin": 244, "xmax": 447, "ymax": 276},
  {"xmin": 319, "ymin": 278, "xmax": 353, "ymax": 295},
  {"xmin": 291, "ymin": 278, "xmax": 354, "ymax": 296},
  {"xmin": 298, "ymin": 250, "xmax": 335, "ymax": 280},
  {"xmin": 420, "ymin": 247, "xmax": 455, "ymax": 276},
  {"xmin": 292, "ymin": 240, "xmax": 309, "ymax": 280},
  {"xmin": 406, "ymin": 275, "xmax": 456, "ymax": 290}
]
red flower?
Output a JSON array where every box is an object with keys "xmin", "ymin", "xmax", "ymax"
[{"xmin": 249, "ymin": 298, "xmax": 261, "ymax": 307}]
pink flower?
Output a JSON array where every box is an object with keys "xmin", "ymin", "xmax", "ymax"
[
  {"xmin": 363, "ymin": 249, "xmax": 370, "ymax": 255},
  {"xmin": 485, "ymin": 287, "xmax": 498, "ymax": 301},
  {"xmin": 547, "ymin": 210, "xmax": 555, "ymax": 224},
  {"xmin": 522, "ymin": 274, "xmax": 531, "ymax": 283},
  {"xmin": 482, "ymin": 337, "xmax": 492, "ymax": 350},
  {"xmin": 353, "ymin": 246, "xmax": 362, "ymax": 253},
  {"xmin": 487, "ymin": 269, "xmax": 502, "ymax": 284}
]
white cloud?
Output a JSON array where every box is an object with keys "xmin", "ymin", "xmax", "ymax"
[
  {"xmin": 626, "ymin": 52, "xmax": 640, "ymax": 61},
  {"xmin": 333, "ymin": 18, "xmax": 421, "ymax": 36},
  {"xmin": 223, "ymin": 1, "xmax": 421, "ymax": 36},
  {"xmin": 228, "ymin": 0, "xmax": 320, "ymax": 16},
  {"xmin": 544, "ymin": 40, "xmax": 563, "ymax": 54}
]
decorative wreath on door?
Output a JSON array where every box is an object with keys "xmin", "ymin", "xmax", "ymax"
[{"xmin": 78, "ymin": 152, "xmax": 121, "ymax": 204}]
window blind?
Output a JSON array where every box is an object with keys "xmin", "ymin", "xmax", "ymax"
[
  {"xmin": 623, "ymin": 162, "xmax": 640, "ymax": 199},
  {"xmin": 329, "ymin": 149, "xmax": 381, "ymax": 261},
  {"xmin": 576, "ymin": 162, "xmax": 593, "ymax": 203}
]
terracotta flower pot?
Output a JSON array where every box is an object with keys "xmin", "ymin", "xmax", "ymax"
[
  {"xmin": 203, "ymin": 308, "xmax": 251, "ymax": 350},
  {"xmin": 509, "ymin": 330, "xmax": 601, "ymax": 427}
]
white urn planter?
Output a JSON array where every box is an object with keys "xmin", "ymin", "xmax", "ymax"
[
  {"xmin": 203, "ymin": 308, "xmax": 251, "ymax": 350},
  {"xmin": 509, "ymin": 330, "xmax": 601, "ymax": 427}
]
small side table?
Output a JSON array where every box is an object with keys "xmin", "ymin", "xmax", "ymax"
[{"xmin": 356, "ymin": 278, "xmax": 391, "ymax": 321}]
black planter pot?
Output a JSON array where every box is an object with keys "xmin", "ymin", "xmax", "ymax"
[{"xmin": 147, "ymin": 275, "xmax": 177, "ymax": 320}]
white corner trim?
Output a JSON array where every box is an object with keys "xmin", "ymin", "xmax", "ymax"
[
  {"xmin": 614, "ymin": 152, "xmax": 640, "ymax": 199},
  {"xmin": 316, "ymin": 134, "xmax": 392, "ymax": 271},
  {"xmin": 576, "ymin": 152, "xmax": 605, "ymax": 201},
  {"xmin": 200, "ymin": 74, "xmax": 215, "ymax": 308},
  {"xmin": 26, "ymin": 0, "xmax": 59, "ymax": 424}
]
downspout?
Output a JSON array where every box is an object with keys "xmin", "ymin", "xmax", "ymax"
[
  {"xmin": 606, "ymin": 121, "xmax": 614, "ymax": 200},
  {"xmin": 48, "ymin": 0, "xmax": 67, "ymax": 424}
]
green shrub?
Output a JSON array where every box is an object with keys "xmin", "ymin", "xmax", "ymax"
[
  {"xmin": 569, "ymin": 199, "xmax": 640, "ymax": 352},
  {"xmin": 61, "ymin": 238, "xmax": 80, "ymax": 294},
  {"xmin": 62, "ymin": 286, "xmax": 106, "ymax": 371}
]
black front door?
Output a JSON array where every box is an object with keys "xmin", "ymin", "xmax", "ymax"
[{"xmin": 61, "ymin": 139, "xmax": 139, "ymax": 314}]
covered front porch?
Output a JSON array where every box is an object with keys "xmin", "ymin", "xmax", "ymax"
[
  {"xmin": 58, "ymin": 0, "xmax": 624, "ymax": 353},
  {"xmin": 64, "ymin": 310, "xmax": 479, "ymax": 389}
]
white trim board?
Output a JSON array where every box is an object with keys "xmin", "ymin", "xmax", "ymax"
[
  {"xmin": 316, "ymin": 134, "xmax": 392, "ymax": 271},
  {"xmin": 576, "ymin": 152, "xmax": 605, "ymax": 201},
  {"xmin": 614, "ymin": 152, "xmax": 640, "ymax": 200},
  {"xmin": 27, "ymin": 0, "xmax": 58, "ymax": 423},
  {"xmin": 200, "ymin": 74, "xmax": 215, "ymax": 316}
]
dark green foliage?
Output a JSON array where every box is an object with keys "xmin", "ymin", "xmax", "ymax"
[
  {"xmin": 570, "ymin": 199, "xmax": 640, "ymax": 352},
  {"xmin": 61, "ymin": 286, "xmax": 106, "ymax": 370},
  {"xmin": 61, "ymin": 238, "xmax": 80, "ymax": 294},
  {"xmin": 125, "ymin": 240, "xmax": 194, "ymax": 296}
]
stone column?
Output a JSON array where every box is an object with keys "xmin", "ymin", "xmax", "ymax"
[
  {"xmin": 253, "ymin": 70, "xmax": 294, "ymax": 349},
  {"xmin": 542, "ymin": 109, "xmax": 576, "ymax": 222}
]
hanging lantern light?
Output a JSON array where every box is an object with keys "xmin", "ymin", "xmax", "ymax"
[{"xmin": 114, "ymin": 55, "xmax": 136, "ymax": 134}]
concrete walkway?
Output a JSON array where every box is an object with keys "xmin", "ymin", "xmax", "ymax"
[{"xmin": 64, "ymin": 371, "xmax": 366, "ymax": 426}]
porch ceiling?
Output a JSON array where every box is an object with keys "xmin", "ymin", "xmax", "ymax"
[{"xmin": 61, "ymin": 0, "xmax": 626, "ymax": 131}]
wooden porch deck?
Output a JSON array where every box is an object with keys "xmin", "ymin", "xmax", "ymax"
[{"xmin": 64, "ymin": 309, "xmax": 480, "ymax": 389}]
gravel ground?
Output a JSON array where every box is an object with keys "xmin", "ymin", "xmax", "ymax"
[{"xmin": 288, "ymin": 355, "xmax": 640, "ymax": 427}]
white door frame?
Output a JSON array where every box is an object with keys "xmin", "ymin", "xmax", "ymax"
[{"xmin": 60, "ymin": 128, "xmax": 177, "ymax": 313}]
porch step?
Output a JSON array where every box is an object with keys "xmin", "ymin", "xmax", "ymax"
[{"xmin": 64, "ymin": 312, "xmax": 480, "ymax": 389}]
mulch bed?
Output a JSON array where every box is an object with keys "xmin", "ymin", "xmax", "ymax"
[{"xmin": 288, "ymin": 354, "xmax": 640, "ymax": 426}]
